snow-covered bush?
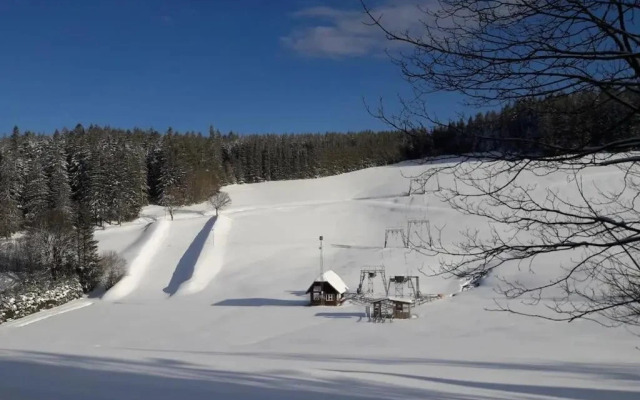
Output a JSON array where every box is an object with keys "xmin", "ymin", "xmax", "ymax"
[
  {"xmin": 98, "ymin": 251, "xmax": 127, "ymax": 290},
  {"xmin": 0, "ymin": 278, "xmax": 83, "ymax": 324},
  {"xmin": 0, "ymin": 272, "xmax": 18, "ymax": 293}
]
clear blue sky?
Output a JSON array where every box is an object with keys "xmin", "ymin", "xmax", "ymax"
[{"xmin": 0, "ymin": 0, "xmax": 466, "ymax": 135}]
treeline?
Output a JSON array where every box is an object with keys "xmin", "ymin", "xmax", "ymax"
[
  {"xmin": 413, "ymin": 90, "xmax": 640, "ymax": 156},
  {"xmin": 219, "ymin": 131, "xmax": 407, "ymax": 182},
  {"xmin": 1, "ymin": 126, "xmax": 410, "ymax": 236}
]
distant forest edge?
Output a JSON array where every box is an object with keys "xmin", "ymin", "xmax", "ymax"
[{"xmin": 0, "ymin": 126, "xmax": 412, "ymax": 237}]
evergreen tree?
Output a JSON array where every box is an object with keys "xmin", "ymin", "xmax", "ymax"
[
  {"xmin": 0, "ymin": 145, "xmax": 22, "ymax": 237},
  {"xmin": 88, "ymin": 136, "xmax": 110, "ymax": 226},
  {"xmin": 22, "ymin": 154, "xmax": 49, "ymax": 227},
  {"xmin": 45, "ymin": 135, "xmax": 73, "ymax": 222},
  {"xmin": 146, "ymin": 144, "xmax": 165, "ymax": 203},
  {"xmin": 74, "ymin": 202, "xmax": 100, "ymax": 292}
]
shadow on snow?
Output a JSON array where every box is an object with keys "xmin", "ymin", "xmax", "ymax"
[
  {"xmin": 212, "ymin": 298, "xmax": 308, "ymax": 307},
  {"xmin": 0, "ymin": 350, "xmax": 456, "ymax": 400},
  {"xmin": 315, "ymin": 312, "xmax": 366, "ymax": 319},
  {"xmin": 163, "ymin": 216, "xmax": 217, "ymax": 296},
  {"xmin": 112, "ymin": 348, "xmax": 640, "ymax": 385},
  {"xmin": 1, "ymin": 350, "xmax": 638, "ymax": 400}
]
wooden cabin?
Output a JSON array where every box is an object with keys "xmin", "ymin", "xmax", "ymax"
[
  {"xmin": 389, "ymin": 297, "xmax": 413, "ymax": 319},
  {"xmin": 370, "ymin": 297, "xmax": 413, "ymax": 321},
  {"xmin": 306, "ymin": 270, "xmax": 348, "ymax": 306}
]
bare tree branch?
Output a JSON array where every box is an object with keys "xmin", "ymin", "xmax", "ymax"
[{"xmin": 365, "ymin": 0, "xmax": 640, "ymax": 326}]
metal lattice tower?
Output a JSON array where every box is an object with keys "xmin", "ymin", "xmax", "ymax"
[
  {"xmin": 384, "ymin": 228, "xmax": 407, "ymax": 248},
  {"xmin": 357, "ymin": 266, "xmax": 388, "ymax": 297},
  {"xmin": 406, "ymin": 220, "xmax": 430, "ymax": 247},
  {"xmin": 408, "ymin": 178, "xmax": 427, "ymax": 195},
  {"xmin": 387, "ymin": 276, "xmax": 421, "ymax": 300}
]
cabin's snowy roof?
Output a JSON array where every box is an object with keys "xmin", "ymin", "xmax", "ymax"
[
  {"xmin": 387, "ymin": 296, "xmax": 414, "ymax": 303},
  {"xmin": 370, "ymin": 296, "xmax": 414, "ymax": 304},
  {"xmin": 306, "ymin": 270, "xmax": 349, "ymax": 294}
]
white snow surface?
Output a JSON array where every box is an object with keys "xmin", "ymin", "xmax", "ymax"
[
  {"xmin": 309, "ymin": 270, "xmax": 349, "ymax": 294},
  {"xmin": 1, "ymin": 161, "xmax": 639, "ymax": 399}
]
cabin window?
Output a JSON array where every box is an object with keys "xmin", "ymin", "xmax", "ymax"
[
  {"xmin": 313, "ymin": 292, "xmax": 320, "ymax": 301},
  {"xmin": 326, "ymin": 293, "xmax": 335, "ymax": 301}
]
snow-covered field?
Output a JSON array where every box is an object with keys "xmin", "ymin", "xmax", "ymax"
[{"xmin": 1, "ymin": 161, "xmax": 639, "ymax": 400}]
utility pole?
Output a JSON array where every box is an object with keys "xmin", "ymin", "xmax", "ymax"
[
  {"xmin": 319, "ymin": 235, "xmax": 324, "ymax": 306},
  {"xmin": 319, "ymin": 235, "xmax": 324, "ymax": 276}
]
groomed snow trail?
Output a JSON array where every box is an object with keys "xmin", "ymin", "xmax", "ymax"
[
  {"xmin": 104, "ymin": 216, "xmax": 222, "ymax": 303},
  {"xmin": 102, "ymin": 219, "xmax": 171, "ymax": 302},
  {"xmin": 174, "ymin": 215, "xmax": 231, "ymax": 296}
]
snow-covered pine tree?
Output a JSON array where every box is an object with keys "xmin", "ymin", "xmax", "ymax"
[
  {"xmin": 66, "ymin": 133, "xmax": 100, "ymax": 290},
  {"xmin": 45, "ymin": 134, "xmax": 73, "ymax": 222},
  {"xmin": 157, "ymin": 134, "xmax": 187, "ymax": 213},
  {"xmin": 110, "ymin": 139, "xmax": 147, "ymax": 224},
  {"xmin": 22, "ymin": 147, "xmax": 49, "ymax": 227},
  {"xmin": 0, "ymin": 145, "xmax": 22, "ymax": 237},
  {"xmin": 208, "ymin": 126, "xmax": 224, "ymax": 175},
  {"xmin": 146, "ymin": 144, "xmax": 165, "ymax": 203},
  {"xmin": 36, "ymin": 134, "xmax": 77, "ymax": 280},
  {"xmin": 122, "ymin": 143, "xmax": 148, "ymax": 220},
  {"xmin": 68, "ymin": 143, "xmax": 91, "ymax": 207},
  {"xmin": 88, "ymin": 136, "xmax": 111, "ymax": 227},
  {"xmin": 74, "ymin": 201, "xmax": 100, "ymax": 292}
]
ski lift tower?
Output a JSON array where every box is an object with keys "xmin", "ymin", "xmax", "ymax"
[
  {"xmin": 408, "ymin": 178, "xmax": 427, "ymax": 195},
  {"xmin": 384, "ymin": 228, "xmax": 407, "ymax": 248},
  {"xmin": 356, "ymin": 266, "xmax": 388, "ymax": 297},
  {"xmin": 406, "ymin": 220, "xmax": 430, "ymax": 247},
  {"xmin": 387, "ymin": 275, "xmax": 421, "ymax": 300}
]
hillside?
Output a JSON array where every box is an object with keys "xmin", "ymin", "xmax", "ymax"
[{"xmin": 0, "ymin": 161, "xmax": 638, "ymax": 400}]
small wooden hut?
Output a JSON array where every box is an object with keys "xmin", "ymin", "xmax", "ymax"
[
  {"xmin": 370, "ymin": 297, "xmax": 413, "ymax": 321},
  {"xmin": 306, "ymin": 270, "xmax": 349, "ymax": 306}
]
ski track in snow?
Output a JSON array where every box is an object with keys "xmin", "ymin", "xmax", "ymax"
[
  {"xmin": 174, "ymin": 215, "xmax": 232, "ymax": 296},
  {"xmin": 102, "ymin": 219, "xmax": 171, "ymax": 302}
]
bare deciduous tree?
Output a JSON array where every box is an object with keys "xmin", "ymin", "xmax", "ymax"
[
  {"xmin": 364, "ymin": 0, "xmax": 640, "ymax": 131},
  {"xmin": 209, "ymin": 191, "xmax": 231, "ymax": 216},
  {"xmin": 98, "ymin": 250, "xmax": 127, "ymax": 290},
  {"xmin": 365, "ymin": 0, "xmax": 640, "ymax": 326},
  {"xmin": 161, "ymin": 186, "xmax": 185, "ymax": 221}
]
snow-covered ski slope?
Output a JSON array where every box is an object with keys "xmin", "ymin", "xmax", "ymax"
[{"xmin": 1, "ymin": 161, "xmax": 639, "ymax": 400}]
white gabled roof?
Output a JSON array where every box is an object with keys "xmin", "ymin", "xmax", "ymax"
[
  {"xmin": 370, "ymin": 296, "xmax": 414, "ymax": 304},
  {"xmin": 310, "ymin": 270, "xmax": 349, "ymax": 294},
  {"xmin": 386, "ymin": 296, "xmax": 414, "ymax": 304}
]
